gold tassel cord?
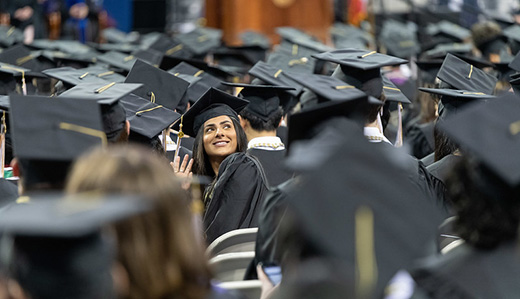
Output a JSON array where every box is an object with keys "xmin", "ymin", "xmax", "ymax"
[
  {"xmin": 135, "ymin": 105, "xmax": 163, "ymax": 116},
  {"xmin": 1, "ymin": 65, "xmax": 28, "ymax": 95},
  {"xmin": 292, "ymin": 44, "xmax": 299, "ymax": 56},
  {"xmin": 288, "ymin": 57, "xmax": 309, "ymax": 66},
  {"xmin": 95, "ymin": 82, "xmax": 116, "ymax": 94},
  {"xmin": 7, "ymin": 27, "xmax": 15, "ymax": 37},
  {"xmin": 166, "ymin": 44, "xmax": 183, "ymax": 56},
  {"xmin": 355, "ymin": 205, "xmax": 378, "ymax": 299},
  {"xmin": 123, "ymin": 55, "xmax": 134, "ymax": 62},
  {"xmin": 59, "ymin": 122, "xmax": 108, "ymax": 148},
  {"xmin": 194, "ymin": 70, "xmax": 204, "ymax": 77},
  {"xmin": 97, "ymin": 71, "xmax": 115, "ymax": 78},
  {"xmin": 15, "ymin": 55, "xmax": 33, "ymax": 66},
  {"xmin": 468, "ymin": 65, "xmax": 474, "ymax": 79},
  {"xmin": 335, "ymin": 85, "xmax": 355, "ymax": 90},
  {"xmin": 274, "ymin": 69, "xmax": 283, "ymax": 78},
  {"xmin": 79, "ymin": 72, "xmax": 89, "ymax": 79},
  {"xmin": 383, "ymin": 86, "xmax": 401, "ymax": 92},
  {"xmin": 360, "ymin": 51, "xmax": 376, "ymax": 58},
  {"xmin": 150, "ymin": 92, "xmax": 156, "ymax": 103},
  {"xmin": 509, "ymin": 120, "xmax": 520, "ymax": 135}
]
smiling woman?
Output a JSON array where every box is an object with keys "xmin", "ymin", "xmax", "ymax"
[{"xmin": 176, "ymin": 88, "xmax": 269, "ymax": 243}]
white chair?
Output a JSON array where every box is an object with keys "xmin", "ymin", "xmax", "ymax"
[
  {"xmin": 218, "ymin": 280, "xmax": 262, "ymax": 299},
  {"xmin": 206, "ymin": 227, "xmax": 258, "ymax": 258},
  {"xmin": 210, "ymin": 251, "xmax": 255, "ymax": 282}
]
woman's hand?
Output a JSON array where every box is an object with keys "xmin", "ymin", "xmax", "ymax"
[{"xmin": 171, "ymin": 154, "xmax": 193, "ymax": 190}]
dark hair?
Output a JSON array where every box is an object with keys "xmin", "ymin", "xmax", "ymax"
[
  {"xmin": 192, "ymin": 117, "xmax": 248, "ymax": 177},
  {"xmin": 239, "ymin": 107, "xmax": 283, "ymax": 132},
  {"xmin": 366, "ymin": 93, "xmax": 386, "ymax": 124},
  {"xmin": 433, "ymin": 121, "xmax": 458, "ymax": 162},
  {"xmin": 446, "ymin": 157, "xmax": 520, "ymax": 249}
]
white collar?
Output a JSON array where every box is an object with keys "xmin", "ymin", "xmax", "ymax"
[
  {"xmin": 364, "ymin": 127, "xmax": 392, "ymax": 144},
  {"xmin": 247, "ymin": 136, "xmax": 285, "ymax": 151}
]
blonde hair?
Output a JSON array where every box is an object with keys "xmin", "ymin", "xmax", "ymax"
[{"xmin": 66, "ymin": 145, "xmax": 211, "ymax": 299}]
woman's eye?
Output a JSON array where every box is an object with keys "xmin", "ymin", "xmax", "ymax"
[
  {"xmin": 205, "ymin": 128, "xmax": 214, "ymax": 133},
  {"xmin": 223, "ymin": 125, "xmax": 231, "ymax": 129}
]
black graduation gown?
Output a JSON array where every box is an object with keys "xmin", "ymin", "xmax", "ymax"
[
  {"xmin": 411, "ymin": 241, "xmax": 520, "ymax": 299},
  {"xmin": 276, "ymin": 126, "xmax": 288, "ymax": 146},
  {"xmin": 421, "ymin": 152, "xmax": 436, "ymax": 167},
  {"xmin": 0, "ymin": 178, "xmax": 18, "ymax": 207},
  {"xmin": 247, "ymin": 148, "xmax": 293, "ymax": 187},
  {"xmin": 203, "ymin": 152, "xmax": 269, "ymax": 244},
  {"xmin": 426, "ymin": 154, "xmax": 463, "ymax": 212},
  {"xmin": 405, "ymin": 121, "xmax": 435, "ymax": 159}
]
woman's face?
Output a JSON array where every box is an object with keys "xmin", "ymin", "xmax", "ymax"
[{"xmin": 202, "ymin": 115, "xmax": 238, "ymax": 160}]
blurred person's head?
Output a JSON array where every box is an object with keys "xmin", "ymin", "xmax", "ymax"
[{"xmin": 66, "ymin": 145, "xmax": 211, "ymax": 299}]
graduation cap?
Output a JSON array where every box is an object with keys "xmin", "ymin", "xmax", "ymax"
[
  {"xmin": 436, "ymin": 53, "xmax": 497, "ymax": 95},
  {"xmin": 382, "ymin": 76, "xmax": 411, "ymax": 104},
  {"xmin": 438, "ymin": 93, "xmax": 520, "ymax": 186},
  {"xmin": 0, "ymin": 193, "xmax": 151, "ymax": 237},
  {"xmin": 312, "ymin": 49, "xmax": 408, "ymax": 97},
  {"xmin": 78, "ymin": 65, "xmax": 126, "ymax": 83},
  {"xmin": 0, "ymin": 44, "xmax": 41, "ymax": 71},
  {"xmin": 163, "ymin": 56, "xmax": 238, "ymax": 80},
  {"xmin": 266, "ymin": 48, "xmax": 315, "ymax": 74},
  {"xmin": 422, "ymin": 43, "xmax": 473, "ymax": 59},
  {"xmin": 172, "ymin": 87, "xmax": 248, "ymax": 137},
  {"xmin": 330, "ymin": 23, "xmax": 373, "ymax": 49},
  {"xmin": 508, "ymin": 50, "xmax": 520, "ymax": 72},
  {"xmin": 169, "ymin": 61, "xmax": 224, "ymax": 104},
  {"xmin": 132, "ymin": 48, "xmax": 164, "ymax": 66},
  {"xmin": 0, "ymin": 25, "xmax": 24, "ymax": 48},
  {"xmin": 101, "ymin": 27, "xmax": 140, "ymax": 44},
  {"xmin": 284, "ymin": 120, "xmax": 442, "ymax": 297},
  {"xmin": 125, "ymin": 59, "xmax": 189, "ymax": 111},
  {"xmin": 419, "ymin": 87, "xmax": 494, "ymax": 120},
  {"xmin": 148, "ymin": 35, "xmax": 194, "ymax": 59},
  {"xmin": 42, "ymin": 67, "xmax": 108, "ymax": 86},
  {"xmin": 239, "ymin": 31, "xmax": 271, "ymax": 49},
  {"xmin": 283, "ymin": 71, "xmax": 367, "ymax": 103},
  {"xmin": 379, "ymin": 20, "xmax": 420, "ymax": 59},
  {"xmin": 212, "ymin": 46, "xmax": 264, "ymax": 70},
  {"xmin": 222, "ymin": 83, "xmax": 295, "ymax": 121},
  {"xmin": 426, "ymin": 20, "xmax": 471, "ymax": 42},
  {"xmin": 88, "ymin": 42, "xmax": 137, "ymax": 54},
  {"xmin": 9, "ymin": 95, "xmax": 106, "ymax": 161},
  {"xmin": 287, "ymin": 95, "xmax": 371, "ymax": 148},
  {"xmin": 0, "ymin": 62, "xmax": 31, "ymax": 94},
  {"xmin": 96, "ymin": 51, "xmax": 138, "ymax": 72},
  {"xmin": 120, "ymin": 93, "xmax": 180, "ymax": 139},
  {"xmin": 58, "ymin": 82, "xmax": 142, "ymax": 104},
  {"xmin": 175, "ymin": 27, "xmax": 222, "ymax": 57},
  {"xmin": 248, "ymin": 61, "xmax": 304, "ymax": 98}
]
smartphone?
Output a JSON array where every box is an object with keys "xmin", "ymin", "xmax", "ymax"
[{"xmin": 262, "ymin": 265, "xmax": 282, "ymax": 285}]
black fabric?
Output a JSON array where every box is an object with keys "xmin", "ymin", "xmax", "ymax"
[
  {"xmin": 405, "ymin": 121, "xmax": 435, "ymax": 159},
  {"xmin": 426, "ymin": 154, "xmax": 463, "ymax": 213},
  {"xmin": 203, "ymin": 152, "xmax": 269, "ymax": 244},
  {"xmin": 421, "ymin": 152, "xmax": 436, "ymax": 167},
  {"xmin": 247, "ymin": 148, "xmax": 293, "ymax": 187},
  {"xmin": 0, "ymin": 178, "xmax": 18, "ymax": 207},
  {"xmin": 165, "ymin": 146, "xmax": 192, "ymax": 163},
  {"xmin": 411, "ymin": 242, "xmax": 520, "ymax": 299},
  {"xmin": 194, "ymin": 104, "xmax": 239, "ymax": 137},
  {"xmin": 276, "ymin": 126, "xmax": 288, "ymax": 148}
]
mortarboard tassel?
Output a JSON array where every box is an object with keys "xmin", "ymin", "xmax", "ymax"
[
  {"xmin": 394, "ymin": 102, "xmax": 403, "ymax": 147},
  {"xmin": 21, "ymin": 71, "xmax": 27, "ymax": 95},
  {"xmin": 0, "ymin": 111, "xmax": 5, "ymax": 178},
  {"xmin": 174, "ymin": 115, "xmax": 185, "ymax": 162}
]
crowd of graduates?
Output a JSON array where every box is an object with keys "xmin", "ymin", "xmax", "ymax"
[{"xmin": 0, "ymin": 6, "xmax": 520, "ymax": 299}]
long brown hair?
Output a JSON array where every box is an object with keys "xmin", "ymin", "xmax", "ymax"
[
  {"xmin": 66, "ymin": 145, "xmax": 211, "ymax": 299},
  {"xmin": 192, "ymin": 117, "xmax": 248, "ymax": 177}
]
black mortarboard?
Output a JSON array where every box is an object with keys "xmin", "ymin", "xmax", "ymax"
[
  {"xmin": 239, "ymin": 31, "xmax": 271, "ymax": 49},
  {"xmin": 148, "ymin": 35, "xmax": 194, "ymax": 59},
  {"xmin": 88, "ymin": 42, "xmax": 136, "ymax": 54},
  {"xmin": 0, "ymin": 25, "xmax": 24, "ymax": 48},
  {"xmin": 132, "ymin": 48, "xmax": 164, "ymax": 66},
  {"xmin": 9, "ymin": 95, "xmax": 105, "ymax": 161},
  {"xmin": 330, "ymin": 23, "xmax": 373, "ymax": 50},
  {"xmin": 125, "ymin": 59, "xmax": 189, "ymax": 110},
  {"xmin": 418, "ymin": 87, "xmax": 494, "ymax": 120},
  {"xmin": 284, "ymin": 120, "xmax": 442, "ymax": 297},
  {"xmin": 169, "ymin": 62, "xmax": 223, "ymax": 104},
  {"xmin": 101, "ymin": 27, "xmax": 140, "ymax": 44},
  {"xmin": 287, "ymin": 95, "xmax": 371, "ymax": 147},
  {"xmin": 0, "ymin": 194, "xmax": 150, "ymax": 237},
  {"xmin": 42, "ymin": 67, "xmax": 107, "ymax": 86},
  {"xmin": 248, "ymin": 61, "xmax": 304, "ymax": 97},
  {"xmin": 163, "ymin": 56, "xmax": 237, "ymax": 80},
  {"xmin": 382, "ymin": 76, "xmax": 411, "ymax": 104},
  {"xmin": 223, "ymin": 83, "xmax": 294, "ymax": 121},
  {"xmin": 312, "ymin": 49, "xmax": 408, "ymax": 97},
  {"xmin": 266, "ymin": 48, "xmax": 315, "ymax": 74},
  {"xmin": 379, "ymin": 20, "xmax": 420, "ymax": 59},
  {"xmin": 0, "ymin": 44, "xmax": 40, "ymax": 71},
  {"xmin": 508, "ymin": 50, "xmax": 520, "ymax": 72},
  {"xmin": 58, "ymin": 82, "xmax": 142, "ymax": 105},
  {"xmin": 436, "ymin": 53, "xmax": 497, "ymax": 94},
  {"xmin": 172, "ymin": 87, "xmax": 248, "ymax": 137},
  {"xmin": 426, "ymin": 20, "xmax": 471, "ymax": 42},
  {"xmin": 422, "ymin": 43, "xmax": 473, "ymax": 59},
  {"xmin": 120, "ymin": 93, "xmax": 181, "ymax": 139},
  {"xmin": 96, "ymin": 51, "xmax": 138, "ymax": 72},
  {"xmin": 78, "ymin": 65, "xmax": 126, "ymax": 83},
  {"xmin": 176, "ymin": 27, "xmax": 222, "ymax": 57},
  {"xmin": 283, "ymin": 71, "xmax": 367, "ymax": 103},
  {"xmin": 438, "ymin": 93, "xmax": 520, "ymax": 186}
]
